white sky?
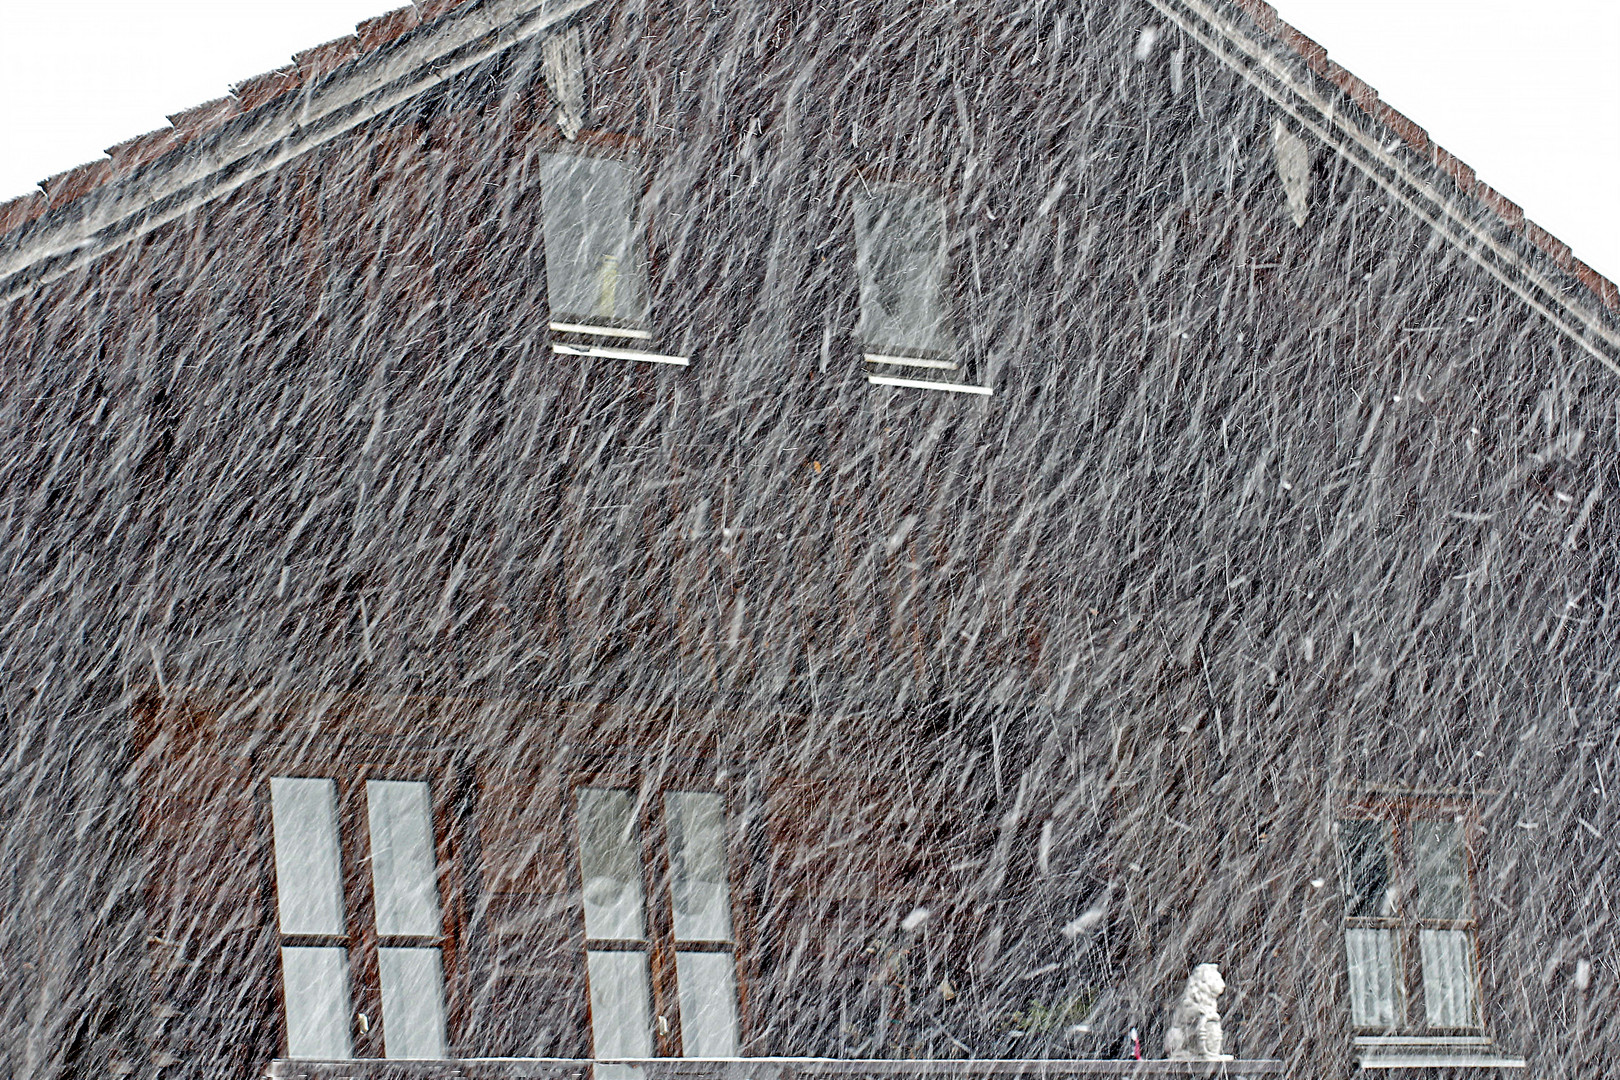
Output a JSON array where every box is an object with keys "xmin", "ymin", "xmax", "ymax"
[{"xmin": 1, "ymin": 0, "xmax": 1617, "ymax": 279}]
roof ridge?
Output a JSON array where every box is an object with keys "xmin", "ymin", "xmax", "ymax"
[
  {"xmin": 1224, "ymin": 0, "xmax": 1619, "ymax": 313},
  {"xmin": 0, "ymin": 0, "xmax": 468, "ymax": 239},
  {"xmin": 0, "ymin": 0, "xmax": 1614, "ymax": 325}
]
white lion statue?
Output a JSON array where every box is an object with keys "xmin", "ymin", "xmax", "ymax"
[{"xmin": 1163, "ymin": 963, "xmax": 1233, "ymax": 1060}]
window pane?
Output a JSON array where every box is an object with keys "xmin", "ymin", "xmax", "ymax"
[
  {"xmin": 281, "ymin": 946, "xmax": 352, "ymax": 1058},
  {"xmin": 1338, "ymin": 819, "xmax": 1396, "ymax": 917},
  {"xmin": 1412, "ymin": 820, "xmax": 1469, "ymax": 920},
  {"xmin": 270, "ymin": 778, "xmax": 345, "ymax": 936},
  {"xmin": 854, "ymin": 186, "xmax": 953, "ymax": 357},
  {"xmin": 666, "ymin": 792, "xmax": 731, "ymax": 942},
  {"xmin": 1420, "ymin": 929, "xmax": 1479, "ymax": 1027},
  {"xmin": 1345, "ymin": 928, "xmax": 1399, "ymax": 1028},
  {"xmin": 676, "ymin": 951, "xmax": 739, "ymax": 1057},
  {"xmin": 379, "ymin": 946, "xmax": 448, "ymax": 1058},
  {"xmin": 578, "ymin": 788, "xmax": 647, "ymax": 940},
  {"xmin": 540, "ymin": 154, "xmax": 649, "ymax": 327},
  {"xmin": 586, "ymin": 949, "xmax": 654, "ymax": 1058},
  {"xmin": 366, "ymin": 780, "xmax": 441, "ymax": 937}
]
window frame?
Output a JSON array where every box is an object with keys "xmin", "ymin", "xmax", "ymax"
[
  {"xmin": 536, "ymin": 134, "xmax": 689, "ymax": 366},
  {"xmin": 261, "ymin": 748, "xmax": 466, "ymax": 1060},
  {"xmin": 850, "ymin": 178, "xmax": 962, "ymax": 369},
  {"xmin": 1337, "ymin": 796, "xmax": 1484, "ymax": 1037},
  {"xmin": 570, "ymin": 762, "xmax": 751, "ymax": 1060}
]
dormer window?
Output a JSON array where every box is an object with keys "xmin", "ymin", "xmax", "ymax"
[
  {"xmin": 855, "ymin": 184, "xmax": 989, "ymax": 395},
  {"xmin": 541, "ymin": 152, "xmax": 687, "ymax": 366},
  {"xmin": 854, "ymin": 185, "xmax": 955, "ymax": 368}
]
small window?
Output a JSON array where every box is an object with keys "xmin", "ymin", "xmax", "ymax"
[
  {"xmin": 575, "ymin": 782, "xmax": 741, "ymax": 1068},
  {"xmin": 269, "ymin": 775, "xmax": 452, "ymax": 1060},
  {"xmin": 854, "ymin": 185, "xmax": 955, "ymax": 366},
  {"xmin": 1337, "ymin": 805, "xmax": 1481, "ymax": 1033},
  {"xmin": 540, "ymin": 153, "xmax": 688, "ymax": 366},
  {"xmin": 540, "ymin": 154, "xmax": 650, "ymax": 334}
]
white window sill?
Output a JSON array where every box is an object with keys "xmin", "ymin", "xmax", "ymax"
[
  {"xmin": 1354, "ymin": 1036, "xmax": 1526, "ymax": 1070},
  {"xmin": 867, "ymin": 374, "xmax": 992, "ymax": 395},
  {"xmin": 864, "ymin": 352, "xmax": 958, "ymax": 370},
  {"xmin": 552, "ymin": 342, "xmax": 689, "ymax": 366},
  {"xmin": 550, "ymin": 321, "xmax": 653, "ymax": 340}
]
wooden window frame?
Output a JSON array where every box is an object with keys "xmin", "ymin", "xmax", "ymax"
[
  {"xmin": 1338, "ymin": 795, "xmax": 1483, "ymax": 1037},
  {"xmin": 571, "ymin": 762, "xmax": 752, "ymax": 1059},
  {"xmin": 261, "ymin": 748, "xmax": 466, "ymax": 1060}
]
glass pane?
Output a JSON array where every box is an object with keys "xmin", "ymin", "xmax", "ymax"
[
  {"xmin": 1421, "ymin": 929, "xmax": 1479, "ymax": 1027},
  {"xmin": 379, "ymin": 947, "xmax": 448, "ymax": 1058},
  {"xmin": 281, "ymin": 946, "xmax": 352, "ymax": 1058},
  {"xmin": 676, "ymin": 951, "xmax": 739, "ymax": 1057},
  {"xmin": 578, "ymin": 788, "xmax": 647, "ymax": 940},
  {"xmin": 1412, "ymin": 820, "xmax": 1470, "ymax": 920},
  {"xmin": 269, "ymin": 777, "xmax": 345, "ymax": 936},
  {"xmin": 1345, "ymin": 928, "xmax": 1399, "ymax": 1028},
  {"xmin": 366, "ymin": 780, "xmax": 441, "ymax": 937},
  {"xmin": 854, "ymin": 186, "xmax": 953, "ymax": 357},
  {"xmin": 540, "ymin": 154, "xmax": 649, "ymax": 327},
  {"xmin": 586, "ymin": 949, "xmax": 654, "ymax": 1058},
  {"xmin": 1338, "ymin": 819, "xmax": 1396, "ymax": 917},
  {"xmin": 666, "ymin": 792, "xmax": 731, "ymax": 942}
]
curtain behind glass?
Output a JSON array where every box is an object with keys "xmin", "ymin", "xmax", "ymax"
[
  {"xmin": 1420, "ymin": 930, "xmax": 1478, "ymax": 1027},
  {"xmin": 379, "ymin": 947, "xmax": 448, "ymax": 1058},
  {"xmin": 578, "ymin": 788, "xmax": 647, "ymax": 940},
  {"xmin": 665, "ymin": 792, "xmax": 731, "ymax": 943},
  {"xmin": 587, "ymin": 950, "xmax": 654, "ymax": 1057},
  {"xmin": 270, "ymin": 778, "xmax": 345, "ymax": 936},
  {"xmin": 366, "ymin": 780, "xmax": 441, "ymax": 937},
  {"xmin": 540, "ymin": 154, "xmax": 649, "ymax": 328},
  {"xmin": 675, "ymin": 951, "xmax": 739, "ymax": 1056},
  {"xmin": 1345, "ymin": 928, "xmax": 1399, "ymax": 1028},
  {"xmin": 1412, "ymin": 820, "xmax": 1469, "ymax": 919},
  {"xmin": 854, "ymin": 186, "xmax": 953, "ymax": 357}
]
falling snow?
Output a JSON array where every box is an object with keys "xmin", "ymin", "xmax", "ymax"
[{"xmin": 1, "ymin": 1, "xmax": 1617, "ymax": 1078}]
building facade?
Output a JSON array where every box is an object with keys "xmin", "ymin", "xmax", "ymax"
[{"xmin": 2, "ymin": 0, "xmax": 1617, "ymax": 1077}]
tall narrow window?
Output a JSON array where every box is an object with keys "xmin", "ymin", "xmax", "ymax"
[
  {"xmin": 666, "ymin": 792, "xmax": 739, "ymax": 1057},
  {"xmin": 268, "ymin": 774, "xmax": 452, "ymax": 1060},
  {"xmin": 1337, "ymin": 806, "xmax": 1481, "ymax": 1034},
  {"xmin": 271, "ymin": 778, "xmax": 352, "ymax": 1059},
  {"xmin": 576, "ymin": 783, "xmax": 740, "ymax": 1064},
  {"xmin": 367, "ymin": 780, "xmax": 449, "ymax": 1058},
  {"xmin": 1339, "ymin": 819, "xmax": 1399, "ymax": 1028},
  {"xmin": 1412, "ymin": 820, "xmax": 1478, "ymax": 1028},
  {"xmin": 854, "ymin": 185, "xmax": 955, "ymax": 367},
  {"xmin": 578, "ymin": 788, "xmax": 655, "ymax": 1065}
]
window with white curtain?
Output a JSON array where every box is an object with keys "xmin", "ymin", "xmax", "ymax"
[
  {"xmin": 576, "ymin": 783, "xmax": 740, "ymax": 1066},
  {"xmin": 1337, "ymin": 807, "xmax": 1481, "ymax": 1033},
  {"xmin": 269, "ymin": 775, "xmax": 450, "ymax": 1060}
]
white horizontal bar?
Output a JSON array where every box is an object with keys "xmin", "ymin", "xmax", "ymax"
[
  {"xmin": 867, "ymin": 374, "xmax": 992, "ymax": 396},
  {"xmin": 552, "ymin": 343, "xmax": 689, "ymax": 366},
  {"xmin": 864, "ymin": 353, "xmax": 958, "ymax": 370},
  {"xmin": 549, "ymin": 321, "xmax": 654, "ymax": 340},
  {"xmin": 1357, "ymin": 1056, "xmax": 1526, "ymax": 1069}
]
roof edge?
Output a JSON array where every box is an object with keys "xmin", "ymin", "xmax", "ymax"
[
  {"xmin": 0, "ymin": 0, "xmax": 597, "ymax": 301},
  {"xmin": 1160, "ymin": 0, "xmax": 1620, "ymax": 370}
]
